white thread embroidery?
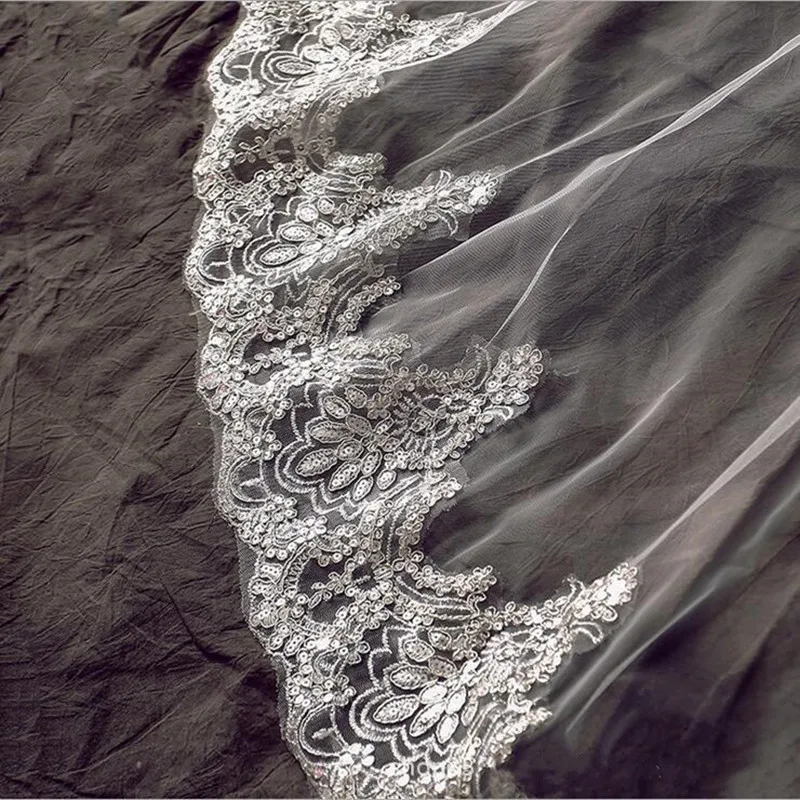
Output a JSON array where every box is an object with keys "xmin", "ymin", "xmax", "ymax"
[{"xmin": 185, "ymin": 2, "xmax": 637, "ymax": 797}]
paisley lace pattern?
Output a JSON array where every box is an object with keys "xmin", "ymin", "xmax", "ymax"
[{"xmin": 185, "ymin": 2, "xmax": 638, "ymax": 797}]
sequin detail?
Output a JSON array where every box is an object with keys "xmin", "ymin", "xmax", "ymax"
[{"xmin": 185, "ymin": 2, "xmax": 637, "ymax": 797}]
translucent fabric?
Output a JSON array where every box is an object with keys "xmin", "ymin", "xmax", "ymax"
[
  {"xmin": 364, "ymin": 0, "xmax": 800, "ymax": 721},
  {"xmin": 185, "ymin": 2, "xmax": 800, "ymax": 797}
]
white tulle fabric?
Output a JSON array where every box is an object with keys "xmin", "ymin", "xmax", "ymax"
[{"xmin": 184, "ymin": 2, "xmax": 638, "ymax": 797}]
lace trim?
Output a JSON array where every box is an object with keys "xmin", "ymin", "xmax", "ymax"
[{"xmin": 185, "ymin": 2, "xmax": 638, "ymax": 797}]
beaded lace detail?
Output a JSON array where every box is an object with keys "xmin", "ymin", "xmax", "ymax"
[{"xmin": 185, "ymin": 2, "xmax": 638, "ymax": 797}]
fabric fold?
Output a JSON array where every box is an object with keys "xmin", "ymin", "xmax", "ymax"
[{"xmin": 184, "ymin": 2, "xmax": 637, "ymax": 796}]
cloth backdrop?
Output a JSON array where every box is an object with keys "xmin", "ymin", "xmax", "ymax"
[{"xmin": 1, "ymin": 2, "xmax": 799, "ymax": 797}]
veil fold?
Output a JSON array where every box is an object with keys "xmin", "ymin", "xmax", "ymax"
[{"xmin": 185, "ymin": 2, "xmax": 800, "ymax": 796}]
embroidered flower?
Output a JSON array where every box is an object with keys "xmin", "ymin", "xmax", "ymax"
[
  {"xmin": 295, "ymin": 387, "xmax": 398, "ymax": 500},
  {"xmin": 186, "ymin": 2, "xmax": 639, "ymax": 797},
  {"xmin": 338, "ymin": 742, "xmax": 375, "ymax": 769}
]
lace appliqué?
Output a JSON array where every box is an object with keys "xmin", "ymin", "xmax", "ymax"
[{"xmin": 185, "ymin": 2, "xmax": 638, "ymax": 797}]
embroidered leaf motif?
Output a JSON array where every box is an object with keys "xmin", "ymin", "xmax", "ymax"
[
  {"xmin": 259, "ymin": 245, "xmax": 299, "ymax": 266},
  {"xmin": 446, "ymin": 686, "xmax": 467, "ymax": 715},
  {"xmin": 361, "ymin": 451, "xmax": 382, "ymax": 476},
  {"xmin": 403, "ymin": 638, "xmax": 434, "ymax": 663},
  {"xmin": 321, "ymin": 395, "xmax": 350, "ymax": 420},
  {"xmin": 419, "ymin": 683, "xmax": 448, "ymax": 705},
  {"xmin": 373, "ymin": 695, "xmax": 420, "ymax": 725},
  {"xmin": 280, "ymin": 223, "xmax": 315, "ymax": 242},
  {"xmin": 345, "ymin": 414, "xmax": 372, "ymax": 437},
  {"xmin": 296, "ymin": 205, "xmax": 318, "ymax": 223},
  {"xmin": 328, "ymin": 462, "xmax": 361, "ymax": 491},
  {"xmin": 388, "ymin": 665, "xmax": 430, "ymax": 691},
  {"xmin": 297, "ymin": 449, "xmax": 338, "ymax": 476},
  {"xmin": 299, "ymin": 240, "xmax": 323, "ymax": 255},
  {"xmin": 409, "ymin": 701, "xmax": 446, "ymax": 737},
  {"xmin": 271, "ymin": 56, "xmax": 315, "ymax": 77},
  {"xmin": 335, "ymin": 440, "xmax": 363, "ymax": 460},
  {"xmin": 376, "ymin": 469, "xmax": 397, "ymax": 489},
  {"xmin": 344, "ymin": 386, "xmax": 368, "ymax": 408},
  {"xmin": 428, "ymin": 656, "xmax": 456, "ymax": 679},
  {"xmin": 436, "ymin": 713, "xmax": 459, "ymax": 744},
  {"xmin": 461, "ymin": 698, "xmax": 478, "ymax": 726},
  {"xmin": 307, "ymin": 420, "xmax": 348, "ymax": 444},
  {"xmin": 314, "ymin": 220, "xmax": 335, "ymax": 237},
  {"xmin": 317, "ymin": 197, "xmax": 335, "ymax": 215},
  {"xmin": 429, "ymin": 631, "xmax": 452, "ymax": 649},
  {"xmin": 351, "ymin": 476, "xmax": 374, "ymax": 501}
]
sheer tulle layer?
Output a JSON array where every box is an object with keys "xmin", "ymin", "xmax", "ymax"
[
  {"xmin": 358, "ymin": 3, "xmax": 800, "ymax": 787},
  {"xmin": 185, "ymin": 2, "xmax": 800, "ymax": 797}
]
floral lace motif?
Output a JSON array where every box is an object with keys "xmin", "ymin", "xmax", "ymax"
[{"xmin": 185, "ymin": 2, "xmax": 638, "ymax": 797}]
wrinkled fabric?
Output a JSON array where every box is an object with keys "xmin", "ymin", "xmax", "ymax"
[
  {"xmin": 1, "ymin": 3, "xmax": 308, "ymax": 797},
  {"xmin": 1, "ymin": 2, "xmax": 798, "ymax": 798}
]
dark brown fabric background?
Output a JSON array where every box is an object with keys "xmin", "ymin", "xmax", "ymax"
[
  {"xmin": 1, "ymin": 3, "xmax": 308, "ymax": 796},
  {"xmin": 1, "ymin": 3, "xmax": 797, "ymax": 799}
]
